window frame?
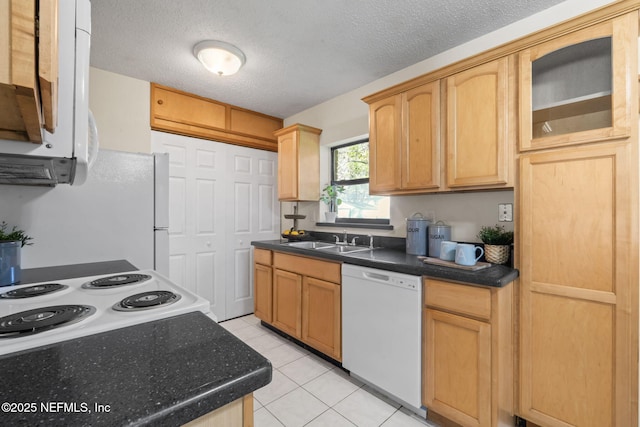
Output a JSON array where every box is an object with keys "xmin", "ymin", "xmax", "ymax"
[{"xmin": 327, "ymin": 139, "xmax": 390, "ymax": 226}]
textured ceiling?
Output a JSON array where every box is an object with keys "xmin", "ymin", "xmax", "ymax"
[{"xmin": 90, "ymin": 0, "xmax": 566, "ymax": 119}]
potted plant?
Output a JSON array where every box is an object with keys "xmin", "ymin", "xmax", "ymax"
[
  {"xmin": 477, "ymin": 224, "xmax": 513, "ymax": 264},
  {"xmin": 320, "ymin": 184, "xmax": 345, "ymax": 222},
  {"xmin": 0, "ymin": 221, "xmax": 33, "ymax": 286}
]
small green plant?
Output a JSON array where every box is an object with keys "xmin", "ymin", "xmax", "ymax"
[
  {"xmin": 320, "ymin": 184, "xmax": 345, "ymax": 212},
  {"xmin": 0, "ymin": 221, "xmax": 33, "ymax": 247},
  {"xmin": 477, "ymin": 224, "xmax": 513, "ymax": 245}
]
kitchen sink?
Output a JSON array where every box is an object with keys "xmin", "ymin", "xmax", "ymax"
[
  {"xmin": 316, "ymin": 245, "xmax": 372, "ymax": 254},
  {"xmin": 284, "ymin": 241, "xmax": 336, "ymax": 249}
]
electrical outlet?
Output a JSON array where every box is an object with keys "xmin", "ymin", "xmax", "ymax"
[{"xmin": 498, "ymin": 203, "xmax": 513, "ymax": 222}]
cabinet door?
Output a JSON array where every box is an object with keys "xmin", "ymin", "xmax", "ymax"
[
  {"xmin": 253, "ymin": 263, "xmax": 272, "ymax": 323},
  {"xmin": 402, "ymin": 81, "xmax": 441, "ymax": 191},
  {"xmin": 446, "ymin": 57, "xmax": 511, "ymax": 189},
  {"xmin": 272, "ymin": 268, "xmax": 302, "ymax": 339},
  {"xmin": 277, "ymin": 131, "xmax": 299, "ymax": 200},
  {"xmin": 519, "ymin": 13, "xmax": 637, "ymax": 151},
  {"xmin": 302, "ymin": 277, "xmax": 341, "ymax": 361},
  {"xmin": 368, "ymin": 94, "xmax": 401, "ymax": 194},
  {"xmin": 424, "ymin": 309, "xmax": 491, "ymax": 427},
  {"xmin": 0, "ymin": 0, "xmax": 43, "ymax": 142},
  {"xmin": 518, "ymin": 142, "xmax": 636, "ymax": 427}
]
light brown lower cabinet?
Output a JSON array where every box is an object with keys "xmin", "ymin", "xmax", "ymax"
[
  {"xmin": 423, "ymin": 279, "xmax": 513, "ymax": 427},
  {"xmin": 183, "ymin": 393, "xmax": 253, "ymax": 427},
  {"xmin": 252, "ymin": 249, "xmax": 342, "ymax": 361},
  {"xmin": 253, "ymin": 249, "xmax": 273, "ymax": 323},
  {"xmin": 302, "ymin": 276, "xmax": 341, "ymax": 360},
  {"xmin": 272, "ymin": 268, "xmax": 303, "ymax": 338}
]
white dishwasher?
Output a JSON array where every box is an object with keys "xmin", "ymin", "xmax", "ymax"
[{"xmin": 342, "ymin": 264, "xmax": 425, "ymax": 417}]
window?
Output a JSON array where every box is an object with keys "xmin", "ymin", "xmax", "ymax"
[{"xmin": 331, "ymin": 140, "xmax": 389, "ymax": 220}]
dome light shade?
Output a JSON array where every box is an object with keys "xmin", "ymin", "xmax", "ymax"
[{"xmin": 194, "ymin": 40, "xmax": 246, "ymax": 76}]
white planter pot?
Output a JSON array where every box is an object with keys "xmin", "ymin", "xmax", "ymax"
[{"xmin": 325, "ymin": 212, "xmax": 337, "ymax": 223}]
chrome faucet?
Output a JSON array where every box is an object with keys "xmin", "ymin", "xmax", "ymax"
[
  {"xmin": 350, "ymin": 236, "xmax": 359, "ymax": 246},
  {"xmin": 343, "ymin": 230, "xmax": 348, "ymax": 244},
  {"xmin": 332, "ymin": 234, "xmax": 340, "ymax": 244},
  {"xmin": 368, "ymin": 234, "xmax": 374, "ymax": 249}
]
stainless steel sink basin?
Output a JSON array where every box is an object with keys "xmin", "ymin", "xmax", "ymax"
[
  {"xmin": 284, "ymin": 241, "xmax": 336, "ymax": 249},
  {"xmin": 316, "ymin": 245, "xmax": 372, "ymax": 254}
]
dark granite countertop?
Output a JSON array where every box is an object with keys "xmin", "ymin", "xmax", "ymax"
[
  {"xmin": 20, "ymin": 259, "xmax": 138, "ymax": 284},
  {"xmin": 252, "ymin": 240, "xmax": 518, "ymax": 288},
  {"xmin": 1, "ymin": 261, "xmax": 272, "ymax": 427}
]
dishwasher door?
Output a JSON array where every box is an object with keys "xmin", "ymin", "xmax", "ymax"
[{"xmin": 341, "ymin": 263, "xmax": 423, "ymax": 414}]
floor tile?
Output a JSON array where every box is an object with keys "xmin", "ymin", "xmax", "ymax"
[
  {"xmin": 245, "ymin": 331, "xmax": 289, "ymax": 353},
  {"xmin": 254, "ymin": 407, "xmax": 284, "ymax": 427},
  {"xmin": 266, "ymin": 387, "xmax": 328, "ymax": 427},
  {"xmin": 241, "ymin": 314, "xmax": 262, "ymax": 325},
  {"xmin": 305, "ymin": 409, "xmax": 356, "ymax": 427},
  {"xmin": 231, "ymin": 324, "xmax": 269, "ymax": 341},
  {"xmin": 219, "ymin": 317, "xmax": 251, "ymax": 332},
  {"xmin": 381, "ymin": 408, "xmax": 432, "ymax": 427},
  {"xmin": 279, "ymin": 354, "xmax": 333, "ymax": 385},
  {"xmin": 333, "ymin": 387, "xmax": 400, "ymax": 427},
  {"xmin": 254, "ymin": 370, "xmax": 299, "ymax": 406},
  {"xmin": 261, "ymin": 342, "xmax": 307, "ymax": 368},
  {"xmin": 303, "ymin": 369, "xmax": 361, "ymax": 407}
]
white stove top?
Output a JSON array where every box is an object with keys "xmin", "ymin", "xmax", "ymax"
[{"xmin": 0, "ymin": 270, "xmax": 213, "ymax": 356}]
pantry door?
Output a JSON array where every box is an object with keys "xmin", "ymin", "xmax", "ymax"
[
  {"xmin": 151, "ymin": 131, "xmax": 226, "ymax": 317},
  {"xmin": 225, "ymin": 144, "xmax": 279, "ymax": 319},
  {"xmin": 152, "ymin": 131, "xmax": 279, "ymax": 321}
]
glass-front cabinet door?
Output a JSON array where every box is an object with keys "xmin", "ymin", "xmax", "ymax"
[{"xmin": 519, "ymin": 13, "xmax": 637, "ymax": 151}]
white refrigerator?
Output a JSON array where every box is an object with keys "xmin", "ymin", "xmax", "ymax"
[{"xmin": 0, "ymin": 149, "xmax": 169, "ymax": 271}]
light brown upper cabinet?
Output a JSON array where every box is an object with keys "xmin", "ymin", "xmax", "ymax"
[
  {"xmin": 151, "ymin": 83, "xmax": 283, "ymax": 152},
  {"xmin": 0, "ymin": 0, "xmax": 58, "ymax": 142},
  {"xmin": 519, "ymin": 13, "xmax": 636, "ymax": 151},
  {"xmin": 365, "ymin": 57, "xmax": 513, "ymax": 195},
  {"xmin": 445, "ymin": 56, "xmax": 514, "ymax": 189},
  {"xmin": 368, "ymin": 81, "xmax": 441, "ymax": 195},
  {"xmin": 274, "ymin": 124, "xmax": 321, "ymax": 201}
]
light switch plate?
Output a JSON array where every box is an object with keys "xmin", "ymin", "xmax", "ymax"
[{"xmin": 498, "ymin": 203, "xmax": 513, "ymax": 222}]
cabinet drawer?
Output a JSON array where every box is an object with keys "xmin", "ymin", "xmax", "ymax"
[
  {"xmin": 254, "ymin": 248, "xmax": 272, "ymax": 265},
  {"xmin": 425, "ymin": 279, "xmax": 491, "ymax": 321},
  {"xmin": 273, "ymin": 252, "xmax": 341, "ymax": 284}
]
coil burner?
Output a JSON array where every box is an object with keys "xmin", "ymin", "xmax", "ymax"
[
  {"xmin": 0, "ymin": 284, "xmax": 68, "ymax": 299},
  {"xmin": 113, "ymin": 291, "xmax": 181, "ymax": 312},
  {"xmin": 82, "ymin": 273, "xmax": 152, "ymax": 289},
  {"xmin": 0, "ymin": 305, "xmax": 96, "ymax": 338}
]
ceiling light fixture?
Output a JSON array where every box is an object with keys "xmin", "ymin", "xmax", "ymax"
[{"xmin": 193, "ymin": 40, "xmax": 246, "ymax": 77}]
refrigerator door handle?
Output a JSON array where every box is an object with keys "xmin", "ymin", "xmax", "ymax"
[{"xmin": 154, "ymin": 153, "xmax": 170, "ymax": 229}]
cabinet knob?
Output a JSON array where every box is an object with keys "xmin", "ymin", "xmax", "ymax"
[{"xmin": 157, "ymin": 99, "xmax": 164, "ymax": 105}]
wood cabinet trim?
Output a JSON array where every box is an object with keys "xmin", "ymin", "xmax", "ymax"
[
  {"xmin": 425, "ymin": 279, "xmax": 492, "ymax": 321},
  {"xmin": 253, "ymin": 248, "xmax": 272, "ymax": 265},
  {"xmin": 272, "ymin": 251, "xmax": 340, "ymax": 284}
]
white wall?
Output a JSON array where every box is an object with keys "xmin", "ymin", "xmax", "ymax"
[
  {"xmin": 89, "ymin": 67, "xmax": 151, "ymax": 153},
  {"xmin": 283, "ymin": 0, "xmax": 613, "ymax": 241}
]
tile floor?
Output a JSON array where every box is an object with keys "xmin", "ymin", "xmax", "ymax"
[{"xmin": 220, "ymin": 314, "xmax": 437, "ymax": 427}]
